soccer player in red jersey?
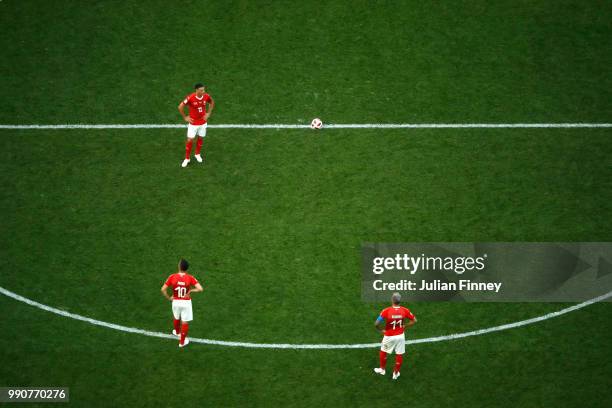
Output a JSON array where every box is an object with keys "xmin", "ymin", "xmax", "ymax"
[
  {"xmin": 373, "ymin": 292, "xmax": 417, "ymax": 380},
  {"xmin": 161, "ymin": 259, "xmax": 203, "ymax": 347},
  {"xmin": 178, "ymin": 83, "xmax": 215, "ymax": 168}
]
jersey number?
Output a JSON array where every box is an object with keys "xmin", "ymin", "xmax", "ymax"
[
  {"xmin": 391, "ymin": 319, "xmax": 403, "ymax": 329},
  {"xmin": 197, "ymin": 107, "xmax": 203, "ymax": 113},
  {"xmin": 175, "ymin": 287, "xmax": 187, "ymax": 298}
]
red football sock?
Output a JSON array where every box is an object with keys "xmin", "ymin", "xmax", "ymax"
[
  {"xmin": 195, "ymin": 137, "xmax": 203, "ymax": 155},
  {"xmin": 379, "ymin": 351, "xmax": 388, "ymax": 369},
  {"xmin": 394, "ymin": 354, "xmax": 403, "ymax": 374},
  {"xmin": 173, "ymin": 319, "xmax": 180, "ymax": 333},
  {"xmin": 185, "ymin": 140, "xmax": 193, "ymax": 159},
  {"xmin": 180, "ymin": 323, "xmax": 189, "ymax": 345}
]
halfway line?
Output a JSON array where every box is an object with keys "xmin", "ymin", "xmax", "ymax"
[{"xmin": 0, "ymin": 123, "xmax": 611, "ymax": 130}]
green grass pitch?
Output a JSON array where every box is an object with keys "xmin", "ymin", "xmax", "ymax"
[{"xmin": 1, "ymin": 1, "xmax": 611, "ymax": 407}]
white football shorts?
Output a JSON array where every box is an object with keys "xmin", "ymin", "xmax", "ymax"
[
  {"xmin": 187, "ymin": 123, "xmax": 207, "ymax": 139},
  {"xmin": 171, "ymin": 299, "xmax": 193, "ymax": 322},
  {"xmin": 380, "ymin": 333, "xmax": 406, "ymax": 355}
]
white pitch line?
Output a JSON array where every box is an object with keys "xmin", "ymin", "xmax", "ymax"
[
  {"xmin": 0, "ymin": 123, "xmax": 611, "ymax": 130},
  {"xmin": 1, "ymin": 286, "xmax": 610, "ymax": 349}
]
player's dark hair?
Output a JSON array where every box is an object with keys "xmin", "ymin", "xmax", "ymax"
[
  {"xmin": 194, "ymin": 83, "xmax": 205, "ymax": 89},
  {"xmin": 179, "ymin": 259, "xmax": 189, "ymax": 271}
]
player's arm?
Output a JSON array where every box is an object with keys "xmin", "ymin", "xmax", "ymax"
[
  {"xmin": 374, "ymin": 315, "xmax": 385, "ymax": 334},
  {"xmin": 405, "ymin": 316, "xmax": 417, "ymax": 328},
  {"xmin": 188, "ymin": 282, "xmax": 204, "ymax": 296},
  {"xmin": 205, "ymin": 98, "xmax": 215, "ymax": 121},
  {"xmin": 178, "ymin": 101, "xmax": 193, "ymax": 123},
  {"xmin": 160, "ymin": 284, "xmax": 173, "ymax": 301}
]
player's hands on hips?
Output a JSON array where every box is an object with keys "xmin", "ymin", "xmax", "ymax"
[
  {"xmin": 184, "ymin": 116, "xmax": 194, "ymax": 124},
  {"xmin": 205, "ymin": 113, "xmax": 210, "ymax": 121}
]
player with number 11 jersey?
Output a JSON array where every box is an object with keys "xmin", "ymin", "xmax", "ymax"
[
  {"xmin": 379, "ymin": 304, "xmax": 415, "ymax": 336},
  {"xmin": 373, "ymin": 292, "xmax": 417, "ymax": 380}
]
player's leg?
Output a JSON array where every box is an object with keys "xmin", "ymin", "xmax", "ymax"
[
  {"xmin": 183, "ymin": 126, "xmax": 197, "ymax": 167},
  {"xmin": 194, "ymin": 136, "xmax": 204, "ymax": 162},
  {"xmin": 178, "ymin": 301, "xmax": 193, "ymax": 347},
  {"xmin": 392, "ymin": 335, "xmax": 406, "ymax": 380},
  {"xmin": 374, "ymin": 337, "xmax": 391, "ymax": 375},
  {"xmin": 171, "ymin": 301, "xmax": 181, "ymax": 336},
  {"xmin": 179, "ymin": 322, "xmax": 190, "ymax": 347},
  {"xmin": 173, "ymin": 320, "xmax": 181, "ymax": 336},
  {"xmin": 392, "ymin": 354, "xmax": 404, "ymax": 380},
  {"xmin": 379, "ymin": 350, "xmax": 388, "ymax": 369},
  {"xmin": 194, "ymin": 124, "xmax": 207, "ymax": 163}
]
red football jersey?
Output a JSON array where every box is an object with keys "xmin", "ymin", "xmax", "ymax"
[
  {"xmin": 182, "ymin": 93, "xmax": 212, "ymax": 125},
  {"xmin": 379, "ymin": 306, "xmax": 415, "ymax": 336},
  {"xmin": 164, "ymin": 273, "xmax": 199, "ymax": 300}
]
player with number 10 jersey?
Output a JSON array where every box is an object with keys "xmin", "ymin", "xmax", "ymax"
[
  {"xmin": 165, "ymin": 272, "xmax": 199, "ymax": 300},
  {"xmin": 161, "ymin": 259, "xmax": 203, "ymax": 348}
]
